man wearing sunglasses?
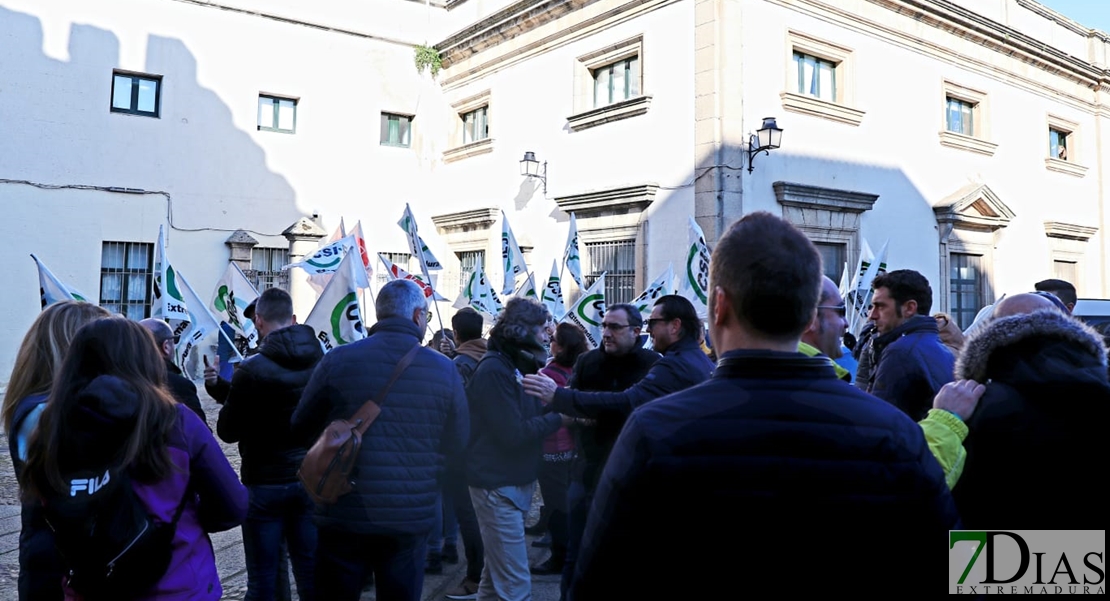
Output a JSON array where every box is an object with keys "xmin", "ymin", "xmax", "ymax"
[{"xmin": 798, "ymin": 276, "xmax": 851, "ymax": 382}]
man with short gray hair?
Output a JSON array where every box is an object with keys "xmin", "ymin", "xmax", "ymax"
[{"xmin": 294, "ymin": 279, "xmax": 469, "ymax": 601}]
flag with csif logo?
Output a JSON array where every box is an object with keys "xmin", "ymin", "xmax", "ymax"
[
  {"xmin": 397, "ymin": 204, "xmax": 443, "ymax": 272},
  {"xmin": 541, "ymin": 259, "xmax": 565, "ymax": 320},
  {"xmin": 632, "ymin": 264, "xmax": 674, "ymax": 322},
  {"xmin": 152, "ymin": 225, "xmax": 193, "ymax": 344},
  {"xmin": 32, "ymin": 254, "xmax": 89, "ymax": 309},
  {"xmin": 304, "ymin": 251, "xmax": 366, "ymax": 353},
  {"xmin": 285, "ymin": 235, "xmax": 368, "ymax": 287},
  {"xmin": 561, "ymin": 273, "xmax": 606, "ymax": 348},
  {"xmin": 209, "ymin": 262, "xmax": 259, "ymax": 354},
  {"xmin": 680, "ymin": 217, "xmax": 712, "ymax": 319},
  {"xmin": 454, "ymin": 261, "xmax": 503, "ymax": 318},
  {"xmin": 501, "ymin": 211, "xmax": 528, "ymax": 296}
]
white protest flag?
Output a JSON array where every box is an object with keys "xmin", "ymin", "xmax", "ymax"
[
  {"xmin": 632, "ymin": 264, "xmax": 674, "ymax": 321},
  {"xmin": 209, "ymin": 262, "xmax": 260, "ymax": 351},
  {"xmin": 398, "ymin": 204, "xmax": 443, "ymax": 271},
  {"xmin": 380, "ymin": 253, "xmax": 448, "ymax": 301},
  {"xmin": 285, "ymin": 235, "xmax": 358, "ymax": 278},
  {"xmin": 175, "ymin": 270, "xmax": 244, "ymax": 380},
  {"xmin": 512, "ymin": 271, "xmax": 539, "ymax": 300},
  {"xmin": 681, "ymin": 217, "xmax": 712, "ymax": 319},
  {"xmin": 305, "ymin": 251, "xmax": 367, "ymax": 353},
  {"xmin": 307, "ymin": 218, "xmax": 349, "ymax": 293},
  {"xmin": 318, "ymin": 217, "xmax": 347, "ymax": 249},
  {"xmin": 454, "ymin": 262, "xmax": 504, "ymax": 318},
  {"xmin": 541, "ymin": 259, "xmax": 565, "ymax": 320},
  {"xmin": 562, "ymin": 213, "xmax": 583, "ymax": 289},
  {"xmin": 501, "ymin": 211, "xmax": 528, "ymax": 296},
  {"xmin": 152, "ymin": 225, "xmax": 192, "ymax": 341},
  {"xmin": 837, "ymin": 261, "xmax": 851, "ymax": 299},
  {"xmin": 561, "ymin": 273, "xmax": 606, "ymax": 349},
  {"xmin": 350, "ymin": 220, "xmax": 374, "ymax": 283},
  {"xmin": 848, "ymin": 239, "xmax": 889, "ymax": 336},
  {"xmin": 32, "ymin": 254, "xmax": 89, "ymax": 309}
]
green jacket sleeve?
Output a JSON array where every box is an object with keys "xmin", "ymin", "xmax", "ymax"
[{"xmin": 919, "ymin": 408, "xmax": 969, "ymax": 490}]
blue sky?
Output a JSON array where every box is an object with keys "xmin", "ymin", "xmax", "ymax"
[{"xmin": 1034, "ymin": 0, "xmax": 1110, "ymax": 33}]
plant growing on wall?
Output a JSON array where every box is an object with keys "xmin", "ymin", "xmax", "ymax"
[{"xmin": 414, "ymin": 44, "xmax": 442, "ymax": 77}]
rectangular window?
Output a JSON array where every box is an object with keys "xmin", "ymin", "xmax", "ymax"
[
  {"xmin": 814, "ymin": 242, "xmax": 846, "ymax": 285},
  {"xmin": 592, "ymin": 56, "xmax": 640, "ymax": 108},
  {"xmin": 585, "ymin": 240, "xmax": 635, "ymax": 304},
  {"xmin": 110, "ymin": 72, "xmax": 161, "ymax": 117},
  {"xmin": 377, "ymin": 252, "xmax": 412, "ymax": 287},
  {"xmin": 100, "ymin": 241, "xmax": 154, "ymax": 320},
  {"xmin": 949, "ymin": 253, "xmax": 982, "ymax": 330},
  {"xmin": 258, "ymin": 95, "xmax": 297, "ymax": 133},
  {"xmin": 945, "ymin": 97, "xmax": 975, "ymax": 136},
  {"xmin": 1049, "ymin": 127, "xmax": 1069, "ymax": 161},
  {"xmin": 248, "ymin": 247, "xmax": 290, "ymax": 292},
  {"xmin": 462, "ymin": 107, "xmax": 488, "ymax": 144},
  {"xmin": 793, "ymin": 52, "xmax": 836, "ymax": 102},
  {"xmin": 1053, "ymin": 260, "xmax": 1077, "ymax": 286},
  {"xmin": 380, "ymin": 113, "xmax": 413, "ymax": 147},
  {"xmin": 456, "ymin": 250, "xmax": 485, "ymax": 296}
]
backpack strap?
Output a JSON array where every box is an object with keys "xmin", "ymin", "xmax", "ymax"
[
  {"xmin": 169, "ymin": 481, "xmax": 191, "ymax": 527},
  {"xmin": 349, "ymin": 344, "xmax": 421, "ymax": 436}
]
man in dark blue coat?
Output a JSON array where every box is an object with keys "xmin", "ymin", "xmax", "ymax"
[
  {"xmin": 293, "ymin": 279, "xmax": 469, "ymax": 601},
  {"xmin": 866, "ymin": 269, "xmax": 956, "ymax": 421},
  {"xmin": 569, "ymin": 212, "xmax": 960, "ymax": 599}
]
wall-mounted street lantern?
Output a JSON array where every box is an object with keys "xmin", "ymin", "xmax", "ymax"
[
  {"xmin": 520, "ymin": 151, "xmax": 547, "ymax": 194},
  {"xmin": 747, "ymin": 117, "xmax": 783, "ymax": 173}
]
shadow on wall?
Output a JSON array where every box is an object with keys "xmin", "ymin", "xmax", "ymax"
[{"xmin": 0, "ymin": 5, "xmax": 301, "ymax": 380}]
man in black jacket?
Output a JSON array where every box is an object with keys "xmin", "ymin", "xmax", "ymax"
[
  {"xmin": 217, "ymin": 288, "xmax": 323, "ymax": 601},
  {"xmin": 139, "ymin": 318, "xmax": 207, "ymax": 423}
]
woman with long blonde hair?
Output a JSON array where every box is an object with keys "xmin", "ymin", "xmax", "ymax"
[
  {"xmin": 21, "ymin": 317, "xmax": 247, "ymax": 600},
  {"xmin": 2, "ymin": 301, "xmax": 110, "ymax": 601}
]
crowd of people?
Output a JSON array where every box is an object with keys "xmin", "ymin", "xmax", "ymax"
[{"xmin": 2, "ymin": 211, "xmax": 1105, "ymax": 600}]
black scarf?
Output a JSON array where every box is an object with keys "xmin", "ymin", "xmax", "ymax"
[{"xmin": 489, "ymin": 335, "xmax": 548, "ymax": 376}]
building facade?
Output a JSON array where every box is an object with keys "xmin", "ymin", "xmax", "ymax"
[{"xmin": 1, "ymin": 0, "xmax": 1108, "ymax": 382}]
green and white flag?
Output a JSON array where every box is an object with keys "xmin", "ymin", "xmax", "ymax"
[
  {"xmin": 561, "ymin": 273, "xmax": 606, "ymax": 349},
  {"xmin": 32, "ymin": 254, "xmax": 88, "ymax": 309},
  {"xmin": 453, "ymin": 261, "xmax": 503, "ymax": 318},
  {"xmin": 398, "ymin": 204, "xmax": 443, "ymax": 271},
  {"xmin": 305, "ymin": 251, "xmax": 366, "ymax": 353},
  {"xmin": 541, "ymin": 259, "xmax": 565, "ymax": 320},
  {"xmin": 512, "ymin": 271, "xmax": 539, "ymax": 300},
  {"xmin": 681, "ymin": 217, "xmax": 712, "ymax": 319},
  {"xmin": 175, "ymin": 269, "xmax": 244, "ymax": 380},
  {"xmin": 632, "ymin": 264, "xmax": 674, "ymax": 321},
  {"xmin": 209, "ymin": 262, "xmax": 260, "ymax": 352},
  {"xmin": 286, "ymin": 235, "xmax": 366, "ymax": 287},
  {"xmin": 152, "ymin": 225, "xmax": 192, "ymax": 341},
  {"xmin": 562, "ymin": 213, "xmax": 583, "ymax": 289},
  {"xmin": 848, "ymin": 239, "xmax": 889, "ymax": 337},
  {"xmin": 501, "ymin": 211, "xmax": 528, "ymax": 296}
]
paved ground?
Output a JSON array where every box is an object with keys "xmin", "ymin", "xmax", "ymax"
[{"xmin": 0, "ymin": 390, "xmax": 563, "ymax": 600}]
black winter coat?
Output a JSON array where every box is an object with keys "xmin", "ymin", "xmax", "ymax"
[
  {"xmin": 165, "ymin": 359, "xmax": 207, "ymax": 424},
  {"xmin": 868, "ymin": 315, "xmax": 955, "ymax": 421},
  {"xmin": 953, "ymin": 310, "xmax": 1108, "ymax": 530},
  {"xmin": 217, "ymin": 324, "xmax": 323, "ymax": 485}
]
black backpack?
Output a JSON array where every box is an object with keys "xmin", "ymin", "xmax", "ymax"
[{"xmin": 41, "ymin": 463, "xmax": 189, "ymax": 600}]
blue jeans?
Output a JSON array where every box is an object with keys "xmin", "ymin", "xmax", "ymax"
[
  {"xmin": 316, "ymin": 529, "xmax": 425, "ymax": 601},
  {"xmin": 242, "ymin": 482, "xmax": 317, "ymax": 601},
  {"xmin": 427, "ymin": 491, "xmax": 461, "ymax": 554}
]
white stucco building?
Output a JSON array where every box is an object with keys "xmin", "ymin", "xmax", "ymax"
[{"xmin": 1, "ymin": 0, "xmax": 1108, "ymax": 383}]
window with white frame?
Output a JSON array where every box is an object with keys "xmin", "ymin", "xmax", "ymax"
[
  {"xmin": 568, "ymin": 37, "xmax": 651, "ymax": 131},
  {"xmin": 249, "ymin": 247, "xmax": 290, "ymax": 291},
  {"xmin": 780, "ymin": 32, "xmax": 862, "ymax": 126},
  {"xmin": 111, "ymin": 71, "xmax": 161, "ymax": 117},
  {"xmin": 945, "ymin": 97, "xmax": 975, "ymax": 136},
  {"xmin": 793, "ymin": 52, "xmax": 836, "ymax": 102},
  {"xmin": 592, "ymin": 56, "xmax": 640, "ymax": 108},
  {"xmin": 938, "ymin": 81, "xmax": 994, "ymax": 155},
  {"xmin": 1049, "ymin": 127, "xmax": 1069, "ymax": 161},
  {"xmin": 444, "ymin": 91, "xmax": 494, "ymax": 162},
  {"xmin": 381, "ymin": 113, "xmax": 412, "ymax": 147},
  {"xmin": 462, "ymin": 107, "xmax": 488, "ymax": 145},
  {"xmin": 258, "ymin": 95, "xmax": 297, "ymax": 133},
  {"xmin": 100, "ymin": 241, "xmax": 154, "ymax": 320}
]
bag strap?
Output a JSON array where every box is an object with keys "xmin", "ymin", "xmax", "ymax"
[{"xmin": 349, "ymin": 344, "xmax": 422, "ymax": 435}]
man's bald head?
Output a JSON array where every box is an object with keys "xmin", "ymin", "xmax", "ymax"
[
  {"xmin": 139, "ymin": 318, "xmax": 175, "ymax": 360},
  {"xmin": 992, "ymin": 293, "xmax": 1061, "ymax": 319}
]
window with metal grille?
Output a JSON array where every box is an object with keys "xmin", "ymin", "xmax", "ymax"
[
  {"xmin": 814, "ymin": 242, "xmax": 846, "ymax": 287},
  {"xmin": 100, "ymin": 241, "xmax": 154, "ymax": 320},
  {"xmin": 247, "ymin": 247, "xmax": 290, "ymax": 292},
  {"xmin": 949, "ymin": 253, "xmax": 982, "ymax": 330},
  {"xmin": 585, "ymin": 240, "xmax": 635, "ymax": 304},
  {"xmin": 456, "ymin": 250, "xmax": 485, "ymax": 296},
  {"xmin": 377, "ymin": 252, "xmax": 412, "ymax": 287}
]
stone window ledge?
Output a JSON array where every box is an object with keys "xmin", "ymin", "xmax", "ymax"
[
  {"xmin": 1044, "ymin": 157, "xmax": 1088, "ymax": 178},
  {"xmin": 567, "ymin": 96, "xmax": 651, "ymax": 132},
  {"xmin": 443, "ymin": 138, "xmax": 494, "ymax": 163},
  {"xmin": 780, "ymin": 92, "xmax": 864, "ymax": 126},
  {"xmin": 938, "ymin": 131, "xmax": 997, "ymax": 157}
]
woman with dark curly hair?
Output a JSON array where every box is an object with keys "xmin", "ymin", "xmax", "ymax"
[{"xmin": 464, "ymin": 298, "xmax": 573, "ymax": 601}]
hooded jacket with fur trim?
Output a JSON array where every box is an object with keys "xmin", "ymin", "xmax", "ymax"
[{"xmin": 952, "ymin": 309, "xmax": 1108, "ymax": 530}]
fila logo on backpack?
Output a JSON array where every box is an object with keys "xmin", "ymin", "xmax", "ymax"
[{"xmin": 69, "ymin": 470, "xmax": 110, "ymax": 496}]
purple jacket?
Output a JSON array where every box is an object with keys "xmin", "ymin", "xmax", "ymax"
[{"xmin": 62, "ymin": 377, "xmax": 247, "ymax": 600}]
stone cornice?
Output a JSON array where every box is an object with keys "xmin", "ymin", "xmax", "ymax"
[
  {"xmin": 438, "ymin": 0, "xmax": 596, "ymax": 65},
  {"xmin": 1015, "ymin": 0, "xmax": 1103, "ymax": 38},
  {"xmin": 1044, "ymin": 221, "xmax": 1098, "ymax": 241},
  {"xmin": 934, "ymin": 183, "xmax": 1015, "ymax": 232},
  {"xmin": 554, "ymin": 184, "xmax": 658, "ymax": 216},
  {"xmin": 772, "ymin": 182, "xmax": 879, "ymax": 213},
  {"xmin": 432, "ymin": 207, "xmax": 500, "ymax": 233}
]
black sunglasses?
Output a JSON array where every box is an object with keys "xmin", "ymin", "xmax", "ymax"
[
  {"xmin": 643, "ymin": 317, "xmax": 670, "ymax": 330},
  {"xmin": 817, "ymin": 304, "xmax": 847, "ymax": 317}
]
